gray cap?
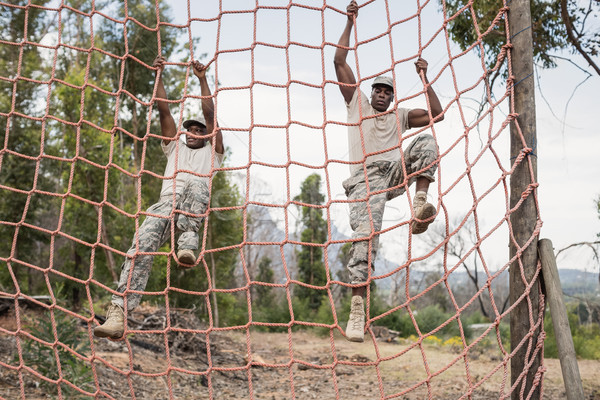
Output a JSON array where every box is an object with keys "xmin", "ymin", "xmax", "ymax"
[
  {"xmin": 183, "ymin": 114, "xmax": 206, "ymax": 129},
  {"xmin": 371, "ymin": 76, "xmax": 394, "ymax": 91}
]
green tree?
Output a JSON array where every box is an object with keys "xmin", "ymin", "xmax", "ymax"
[
  {"xmin": 251, "ymin": 255, "xmax": 291, "ymax": 330},
  {"xmin": 254, "ymin": 256, "xmax": 275, "ymax": 308},
  {"xmin": 95, "ymin": 0, "xmax": 186, "ymax": 211},
  {"xmin": 293, "ymin": 173, "xmax": 328, "ymax": 316},
  {"xmin": 42, "ymin": 0, "xmax": 184, "ymax": 307},
  {"xmin": 0, "ymin": 0, "xmax": 53, "ymax": 294},
  {"xmin": 442, "ymin": 0, "xmax": 600, "ymax": 75},
  {"xmin": 204, "ymin": 167, "xmax": 245, "ymax": 326}
]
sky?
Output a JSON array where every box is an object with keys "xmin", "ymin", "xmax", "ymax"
[
  {"xmin": 60, "ymin": 0, "xmax": 599, "ymax": 275},
  {"xmin": 164, "ymin": 0, "xmax": 599, "ymax": 274}
]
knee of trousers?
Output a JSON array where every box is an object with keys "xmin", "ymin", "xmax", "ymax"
[
  {"xmin": 347, "ymin": 257, "xmax": 371, "ymax": 284},
  {"xmin": 408, "ymin": 136, "xmax": 438, "ymax": 179},
  {"xmin": 415, "ymin": 133, "xmax": 436, "ymax": 146},
  {"xmin": 350, "ymin": 221, "xmax": 377, "ymax": 238},
  {"xmin": 409, "ymin": 134, "xmax": 438, "ymax": 155},
  {"xmin": 183, "ymin": 178, "xmax": 209, "ymax": 196}
]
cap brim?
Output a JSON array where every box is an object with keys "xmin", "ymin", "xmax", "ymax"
[
  {"xmin": 183, "ymin": 119, "xmax": 206, "ymax": 129},
  {"xmin": 371, "ymin": 83, "xmax": 394, "ymax": 91}
]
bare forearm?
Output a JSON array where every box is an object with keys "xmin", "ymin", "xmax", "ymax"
[
  {"xmin": 408, "ymin": 76, "xmax": 445, "ymax": 127},
  {"xmin": 155, "ymin": 77, "xmax": 171, "ymax": 115},
  {"xmin": 334, "ymin": 19, "xmax": 353, "ymax": 66},
  {"xmin": 153, "ymin": 68, "xmax": 177, "ymax": 141},
  {"xmin": 423, "ymin": 76, "xmax": 444, "ymax": 119},
  {"xmin": 198, "ymin": 75, "xmax": 223, "ymax": 153},
  {"xmin": 334, "ymin": 18, "xmax": 357, "ymax": 102},
  {"xmin": 198, "ymin": 76, "xmax": 215, "ymax": 122}
]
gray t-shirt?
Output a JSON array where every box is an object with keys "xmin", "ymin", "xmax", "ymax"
[
  {"xmin": 347, "ymin": 89, "xmax": 410, "ymax": 174},
  {"xmin": 160, "ymin": 140, "xmax": 224, "ymax": 198}
]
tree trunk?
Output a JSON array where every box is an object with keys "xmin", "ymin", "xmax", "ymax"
[{"xmin": 508, "ymin": 0, "xmax": 542, "ymax": 397}]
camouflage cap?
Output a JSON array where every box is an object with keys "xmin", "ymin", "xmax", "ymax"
[
  {"xmin": 183, "ymin": 114, "xmax": 206, "ymax": 129},
  {"xmin": 371, "ymin": 76, "xmax": 394, "ymax": 91}
]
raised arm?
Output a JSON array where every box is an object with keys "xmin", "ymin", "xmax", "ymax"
[
  {"xmin": 407, "ymin": 58, "xmax": 445, "ymax": 128},
  {"xmin": 333, "ymin": 0, "xmax": 359, "ymax": 104},
  {"xmin": 153, "ymin": 56, "xmax": 177, "ymax": 145},
  {"xmin": 192, "ymin": 60, "xmax": 224, "ymax": 155}
]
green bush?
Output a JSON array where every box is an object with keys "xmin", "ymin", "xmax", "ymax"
[
  {"xmin": 415, "ymin": 305, "xmax": 468, "ymax": 338},
  {"xmin": 288, "ymin": 295, "xmax": 338, "ymax": 335},
  {"xmin": 544, "ymin": 307, "xmax": 600, "ymax": 360},
  {"xmin": 214, "ymin": 292, "xmax": 248, "ymax": 327},
  {"xmin": 17, "ymin": 311, "xmax": 93, "ymax": 398},
  {"xmin": 253, "ymin": 297, "xmax": 292, "ymax": 332}
]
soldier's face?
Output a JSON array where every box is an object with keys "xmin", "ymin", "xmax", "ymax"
[
  {"xmin": 371, "ymin": 85, "xmax": 393, "ymax": 112},
  {"xmin": 186, "ymin": 125, "xmax": 206, "ymax": 149}
]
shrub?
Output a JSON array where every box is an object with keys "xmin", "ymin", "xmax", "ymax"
[
  {"xmin": 253, "ymin": 297, "xmax": 292, "ymax": 333},
  {"xmin": 544, "ymin": 307, "xmax": 600, "ymax": 360},
  {"xmin": 17, "ymin": 311, "xmax": 93, "ymax": 398}
]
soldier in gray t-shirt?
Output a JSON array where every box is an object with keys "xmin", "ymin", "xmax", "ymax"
[
  {"xmin": 334, "ymin": 0, "xmax": 445, "ymax": 343},
  {"xmin": 94, "ymin": 56, "xmax": 224, "ymax": 339}
]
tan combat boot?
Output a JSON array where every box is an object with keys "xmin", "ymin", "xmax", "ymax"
[
  {"xmin": 93, "ymin": 304, "xmax": 125, "ymax": 339},
  {"xmin": 411, "ymin": 191, "xmax": 436, "ymax": 234},
  {"xmin": 177, "ymin": 249, "xmax": 196, "ymax": 267},
  {"xmin": 345, "ymin": 295, "xmax": 365, "ymax": 342}
]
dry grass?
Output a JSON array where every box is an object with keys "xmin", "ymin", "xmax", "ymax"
[{"xmin": 1, "ymin": 305, "xmax": 599, "ymax": 399}]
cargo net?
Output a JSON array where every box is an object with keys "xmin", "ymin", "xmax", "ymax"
[{"xmin": 0, "ymin": 1, "xmax": 544, "ymax": 399}]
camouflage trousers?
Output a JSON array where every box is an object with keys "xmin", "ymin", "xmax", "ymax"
[
  {"xmin": 112, "ymin": 178, "xmax": 209, "ymax": 310},
  {"xmin": 342, "ymin": 134, "xmax": 438, "ymax": 284}
]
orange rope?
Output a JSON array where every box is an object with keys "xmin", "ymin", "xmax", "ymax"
[{"xmin": 0, "ymin": 1, "xmax": 545, "ymax": 399}]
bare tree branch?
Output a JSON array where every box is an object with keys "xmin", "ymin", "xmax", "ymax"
[
  {"xmin": 556, "ymin": 241, "xmax": 600, "ymax": 261},
  {"xmin": 556, "ymin": 240, "xmax": 600, "ymax": 284},
  {"xmin": 560, "ymin": 0, "xmax": 600, "ymax": 76}
]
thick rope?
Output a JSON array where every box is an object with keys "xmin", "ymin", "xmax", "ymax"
[{"xmin": 0, "ymin": 1, "xmax": 544, "ymax": 399}]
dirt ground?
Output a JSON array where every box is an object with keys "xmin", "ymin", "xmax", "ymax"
[{"xmin": 1, "ymin": 304, "xmax": 599, "ymax": 400}]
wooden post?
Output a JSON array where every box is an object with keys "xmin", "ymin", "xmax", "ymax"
[
  {"xmin": 507, "ymin": 0, "xmax": 542, "ymax": 398},
  {"xmin": 538, "ymin": 239, "xmax": 585, "ymax": 400}
]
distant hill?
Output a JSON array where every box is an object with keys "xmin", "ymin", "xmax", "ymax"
[{"xmin": 558, "ymin": 269, "xmax": 600, "ymax": 297}]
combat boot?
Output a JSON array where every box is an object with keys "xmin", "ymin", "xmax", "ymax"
[
  {"xmin": 345, "ymin": 295, "xmax": 365, "ymax": 342},
  {"xmin": 411, "ymin": 191, "xmax": 436, "ymax": 234},
  {"xmin": 177, "ymin": 249, "xmax": 196, "ymax": 267},
  {"xmin": 93, "ymin": 304, "xmax": 124, "ymax": 339}
]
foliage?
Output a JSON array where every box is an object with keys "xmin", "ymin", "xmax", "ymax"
[
  {"xmin": 253, "ymin": 300, "xmax": 292, "ymax": 332},
  {"xmin": 544, "ymin": 305, "xmax": 600, "ymax": 359},
  {"xmin": 293, "ymin": 174, "xmax": 328, "ymax": 316},
  {"xmin": 214, "ymin": 292, "xmax": 248, "ymax": 327},
  {"xmin": 254, "ymin": 256, "xmax": 275, "ymax": 308},
  {"xmin": 0, "ymin": 0, "xmax": 245, "ymax": 329},
  {"xmin": 376, "ymin": 304, "xmax": 471, "ymax": 339},
  {"xmin": 18, "ymin": 311, "xmax": 93, "ymax": 397},
  {"xmin": 97, "ymin": 0, "xmax": 182, "ymax": 189},
  {"xmin": 0, "ymin": 0, "xmax": 53, "ymax": 294},
  {"xmin": 249, "ymin": 256, "xmax": 291, "ymax": 331},
  {"xmin": 442, "ymin": 0, "xmax": 600, "ymax": 74}
]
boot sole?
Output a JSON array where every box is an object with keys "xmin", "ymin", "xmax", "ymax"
[
  {"xmin": 346, "ymin": 334, "xmax": 365, "ymax": 343},
  {"xmin": 93, "ymin": 328, "xmax": 123, "ymax": 339},
  {"xmin": 411, "ymin": 203, "xmax": 436, "ymax": 234},
  {"xmin": 177, "ymin": 252, "xmax": 196, "ymax": 267}
]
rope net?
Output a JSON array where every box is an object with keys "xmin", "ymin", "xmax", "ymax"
[{"xmin": 0, "ymin": 0, "xmax": 544, "ymax": 399}]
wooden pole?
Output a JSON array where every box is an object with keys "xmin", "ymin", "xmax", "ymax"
[
  {"xmin": 507, "ymin": 0, "xmax": 542, "ymax": 398},
  {"xmin": 538, "ymin": 239, "xmax": 585, "ymax": 400}
]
